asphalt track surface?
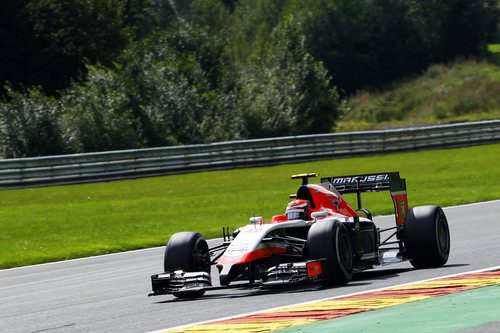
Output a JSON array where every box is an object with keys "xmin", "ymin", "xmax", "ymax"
[{"xmin": 1, "ymin": 200, "xmax": 499, "ymax": 333}]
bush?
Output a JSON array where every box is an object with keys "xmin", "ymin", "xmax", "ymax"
[
  {"xmin": 237, "ymin": 15, "xmax": 339, "ymax": 138},
  {"xmin": 60, "ymin": 66, "xmax": 144, "ymax": 152},
  {"xmin": 119, "ymin": 26, "xmax": 243, "ymax": 146},
  {"xmin": 0, "ymin": 86, "xmax": 65, "ymax": 157}
]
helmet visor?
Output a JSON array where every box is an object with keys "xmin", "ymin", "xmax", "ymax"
[{"xmin": 286, "ymin": 209, "xmax": 305, "ymax": 220}]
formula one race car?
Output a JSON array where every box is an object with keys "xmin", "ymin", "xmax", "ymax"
[{"xmin": 149, "ymin": 172, "xmax": 450, "ymax": 298}]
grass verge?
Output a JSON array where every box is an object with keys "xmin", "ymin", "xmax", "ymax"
[
  {"xmin": 1, "ymin": 143, "xmax": 500, "ymax": 269},
  {"xmin": 337, "ymin": 47, "xmax": 500, "ymax": 132}
]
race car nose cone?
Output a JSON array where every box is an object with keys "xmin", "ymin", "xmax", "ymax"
[
  {"xmin": 218, "ymin": 264, "xmax": 234, "ymax": 285},
  {"xmin": 218, "ymin": 264, "xmax": 246, "ymax": 286}
]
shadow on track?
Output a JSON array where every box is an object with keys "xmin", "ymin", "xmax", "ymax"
[
  {"xmin": 352, "ymin": 267, "xmax": 414, "ymax": 281},
  {"xmin": 153, "ymin": 264, "xmax": 468, "ymax": 303},
  {"xmin": 154, "ymin": 281, "xmax": 375, "ymax": 303},
  {"xmin": 352, "ymin": 263, "xmax": 468, "ymax": 281},
  {"xmin": 441, "ymin": 263, "xmax": 469, "ymax": 268},
  {"xmin": 153, "ymin": 269, "xmax": 408, "ymax": 303}
]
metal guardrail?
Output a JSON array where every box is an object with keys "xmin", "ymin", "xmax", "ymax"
[{"xmin": 1, "ymin": 120, "xmax": 499, "ymax": 188}]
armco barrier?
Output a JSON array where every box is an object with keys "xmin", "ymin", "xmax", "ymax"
[{"xmin": 0, "ymin": 120, "xmax": 499, "ymax": 188}]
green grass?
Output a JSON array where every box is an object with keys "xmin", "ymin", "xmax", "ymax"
[
  {"xmin": 488, "ymin": 43, "xmax": 500, "ymax": 62},
  {"xmin": 337, "ymin": 47, "xmax": 500, "ymax": 132},
  {"xmin": 1, "ymin": 143, "xmax": 500, "ymax": 269}
]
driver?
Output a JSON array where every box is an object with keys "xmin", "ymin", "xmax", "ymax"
[{"xmin": 285, "ymin": 199, "xmax": 312, "ymax": 220}]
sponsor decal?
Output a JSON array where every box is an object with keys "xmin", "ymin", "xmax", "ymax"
[
  {"xmin": 360, "ymin": 252, "xmax": 377, "ymax": 260},
  {"xmin": 158, "ymin": 273, "xmax": 172, "ymax": 279},
  {"xmin": 330, "ymin": 174, "xmax": 389, "ymax": 185},
  {"xmin": 227, "ymin": 246, "xmax": 248, "ymax": 255}
]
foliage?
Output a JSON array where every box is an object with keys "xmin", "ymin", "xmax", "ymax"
[
  {"xmin": 0, "ymin": 0, "xmax": 129, "ymax": 95},
  {"xmin": 60, "ymin": 66, "xmax": 144, "ymax": 152},
  {"xmin": 0, "ymin": 87, "xmax": 65, "ymax": 157},
  {"xmin": 337, "ymin": 58, "xmax": 500, "ymax": 132},
  {"xmin": 237, "ymin": 15, "xmax": 339, "ymax": 137},
  {"xmin": 2, "ymin": 142, "xmax": 500, "ymax": 268},
  {"xmin": 186, "ymin": 0, "xmax": 232, "ymax": 35},
  {"xmin": 0, "ymin": 0, "xmax": 497, "ymax": 156},
  {"xmin": 119, "ymin": 26, "xmax": 244, "ymax": 145},
  {"xmin": 298, "ymin": 0, "xmax": 499, "ymax": 94},
  {"xmin": 229, "ymin": 0, "xmax": 290, "ymax": 65}
]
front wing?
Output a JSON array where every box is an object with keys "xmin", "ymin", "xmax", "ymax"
[{"xmin": 149, "ymin": 259, "xmax": 327, "ymax": 297}]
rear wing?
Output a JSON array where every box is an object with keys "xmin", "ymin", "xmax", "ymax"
[
  {"xmin": 320, "ymin": 172, "xmax": 406, "ymax": 194},
  {"xmin": 320, "ymin": 172, "xmax": 408, "ymax": 226}
]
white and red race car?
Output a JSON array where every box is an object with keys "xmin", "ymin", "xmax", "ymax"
[{"xmin": 150, "ymin": 172, "xmax": 450, "ymax": 298}]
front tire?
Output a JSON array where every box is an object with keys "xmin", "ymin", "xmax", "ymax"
[
  {"xmin": 404, "ymin": 206, "xmax": 450, "ymax": 268},
  {"xmin": 164, "ymin": 232, "xmax": 210, "ymax": 298},
  {"xmin": 307, "ymin": 220, "xmax": 353, "ymax": 285}
]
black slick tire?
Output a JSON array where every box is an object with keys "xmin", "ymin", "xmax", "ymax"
[
  {"xmin": 404, "ymin": 206, "xmax": 450, "ymax": 268},
  {"xmin": 164, "ymin": 232, "xmax": 210, "ymax": 298},
  {"xmin": 307, "ymin": 220, "xmax": 353, "ymax": 285}
]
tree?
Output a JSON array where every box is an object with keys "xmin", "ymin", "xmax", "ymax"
[
  {"xmin": 124, "ymin": 0, "xmax": 176, "ymax": 38},
  {"xmin": 119, "ymin": 25, "xmax": 242, "ymax": 145},
  {"xmin": 0, "ymin": 86, "xmax": 65, "ymax": 157},
  {"xmin": 0, "ymin": 0, "xmax": 36, "ymax": 96},
  {"xmin": 299, "ymin": 0, "xmax": 499, "ymax": 94},
  {"xmin": 0, "ymin": 0, "xmax": 129, "ymax": 95},
  {"xmin": 60, "ymin": 66, "xmax": 144, "ymax": 152},
  {"xmin": 237, "ymin": 14, "xmax": 339, "ymax": 138},
  {"xmin": 440, "ymin": 0, "xmax": 498, "ymax": 58}
]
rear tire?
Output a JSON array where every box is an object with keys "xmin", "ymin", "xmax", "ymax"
[
  {"xmin": 404, "ymin": 206, "xmax": 450, "ymax": 268},
  {"xmin": 164, "ymin": 232, "xmax": 210, "ymax": 298},
  {"xmin": 307, "ymin": 220, "xmax": 353, "ymax": 285}
]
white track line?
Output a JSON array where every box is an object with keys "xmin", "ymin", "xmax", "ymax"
[
  {"xmin": 0, "ymin": 238, "xmax": 223, "ymax": 272},
  {"xmin": 443, "ymin": 199, "xmax": 500, "ymax": 210},
  {"xmin": 148, "ymin": 265, "xmax": 500, "ymax": 333},
  {"xmin": 374, "ymin": 199, "xmax": 500, "ymax": 218},
  {"xmin": 2, "ymin": 199, "xmax": 500, "ymax": 272},
  {"xmin": 0, "ymin": 246, "xmax": 164, "ymax": 272}
]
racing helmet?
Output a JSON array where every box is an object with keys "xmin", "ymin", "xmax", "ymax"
[{"xmin": 286, "ymin": 199, "xmax": 311, "ymax": 220}]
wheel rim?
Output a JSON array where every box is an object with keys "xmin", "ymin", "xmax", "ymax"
[
  {"xmin": 338, "ymin": 232, "xmax": 353, "ymax": 271},
  {"xmin": 192, "ymin": 239, "xmax": 210, "ymax": 272},
  {"xmin": 436, "ymin": 214, "xmax": 450, "ymax": 255}
]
